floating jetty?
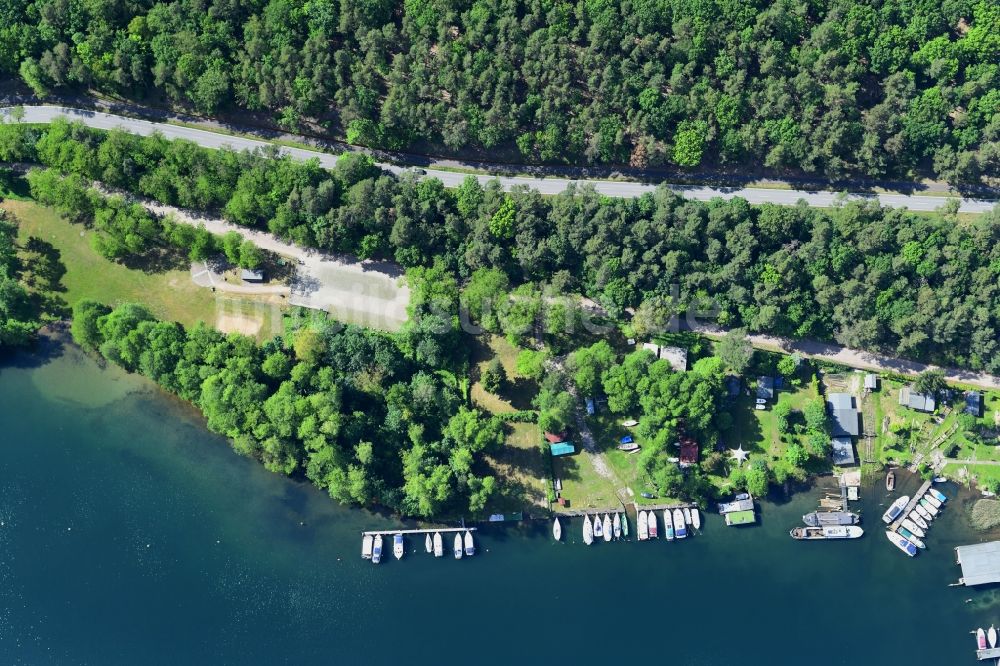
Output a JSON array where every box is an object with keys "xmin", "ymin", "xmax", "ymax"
[
  {"xmin": 889, "ymin": 480, "xmax": 932, "ymax": 532},
  {"xmin": 361, "ymin": 527, "xmax": 477, "ymax": 559},
  {"xmin": 975, "ymin": 647, "xmax": 1000, "ymax": 661}
]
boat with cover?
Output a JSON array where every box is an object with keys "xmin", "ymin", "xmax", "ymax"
[
  {"xmin": 882, "ymin": 496, "xmax": 910, "ymax": 524},
  {"xmin": 683, "ymin": 507, "xmax": 692, "ymax": 526},
  {"xmin": 886, "ymin": 470, "xmax": 895, "ymax": 492},
  {"xmin": 897, "ymin": 527, "xmax": 925, "ymax": 549},
  {"xmin": 593, "ymin": 514, "xmax": 604, "ymax": 539},
  {"xmin": 622, "ymin": 419, "xmax": 639, "ymax": 427},
  {"xmin": 929, "ymin": 488, "xmax": 947, "ymax": 503},
  {"xmin": 885, "ymin": 530, "xmax": 917, "ymax": 557},
  {"xmin": 454, "ymin": 533, "xmax": 463, "ymax": 559},
  {"xmin": 674, "ymin": 509, "xmax": 687, "ymax": 539},
  {"xmin": 622, "ymin": 512, "xmax": 629, "ymax": 537},
  {"xmin": 908, "ymin": 512, "xmax": 929, "ymax": 531},
  {"xmin": 637, "ymin": 511, "xmax": 648, "ymax": 541},
  {"xmin": 553, "ymin": 517, "xmax": 562, "ymax": 541},
  {"xmin": 900, "ymin": 518, "xmax": 925, "ymax": 538},
  {"xmin": 663, "ymin": 509, "xmax": 674, "ymax": 541},
  {"xmin": 362, "ymin": 534, "xmax": 374, "ymax": 559},
  {"xmin": 617, "ymin": 442, "xmax": 640, "ymax": 452},
  {"xmin": 372, "ymin": 534, "xmax": 383, "ymax": 564},
  {"xmin": 919, "ymin": 498, "xmax": 939, "ymax": 516},
  {"xmin": 978, "ymin": 628, "xmax": 988, "ymax": 650},
  {"xmin": 692, "ymin": 508, "xmax": 701, "ymax": 531},
  {"xmin": 433, "ymin": 531, "xmax": 444, "ymax": 557},
  {"xmin": 803, "ymin": 511, "xmax": 859, "ymax": 527},
  {"xmin": 914, "ymin": 504, "xmax": 934, "ymax": 522},
  {"xmin": 923, "ymin": 493, "xmax": 943, "ymax": 509},
  {"xmin": 583, "ymin": 515, "xmax": 595, "ymax": 545},
  {"xmin": 393, "ymin": 533, "xmax": 405, "ymax": 560},
  {"xmin": 613, "ymin": 513, "xmax": 621, "ymax": 539},
  {"xmin": 464, "ymin": 530, "xmax": 475, "ymax": 556},
  {"xmin": 647, "ymin": 511, "xmax": 658, "ymax": 539},
  {"xmin": 425, "ymin": 533, "xmax": 433, "ymax": 553},
  {"xmin": 602, "ymin": 514, "xmax": 612, "ymax": 542},
  {"xmin": 790, "ymin": 526, "xmax": 864, "ymax": 539},
  {"xmin": 990, "ymin": 625, "xmax": 997, "ymax": 648}
]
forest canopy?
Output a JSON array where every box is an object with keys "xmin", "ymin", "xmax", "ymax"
[{"xmin": 2, "ymin": 0, "xmax": 998, "ymax": 183}]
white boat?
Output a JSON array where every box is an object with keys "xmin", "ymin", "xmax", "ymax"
[
  {"xmin": 647, "ymin": 511, "xmax": 658, "ymax": 539},
  {"xmin": 663, "ymin": 509, "xmax": 675, "ymax": 541},
  {"xmin": 790, "ymin": 526, "xmax": 864, "ymax": 539},
  {"xmin": 885, "ymin": 530, "xmax": 917, "ymax": 557},
  {"xmin": 622, "ymin": 419, "xmax": 639, "ymax": 427},
  {"xmin": 990, "ymin": 625, "xmax": 997, "ymax": 649},
  {"xmin": 393, "ymin": 533, "xmax": 404, "ymax": 560},
  {"xmin": 637, "ymin": 511, "xmax": 648, "ymax": 541},
  {"xmin": 362, "ymin": 534, "xmax": 374, "ymax": 559},
  {"xmin": 583, "ymin": 515, "xmax": 594, "ymax": 545},
  {"xmin": 683, "ymin": 507, "xmax": 692, "ymax": 525},
  {"xmin": 933, "ymin": 476, "xmax": 948, "ymax": 483},
  {"xmin": 621, "ymin": 513, "xmax": 629, "ymax": 537},
  {"xmin": 691, "ymin": 508, "xmax": 701, "ymax": 530},
  {"xmin": 593, "ymin": 514, "xmax": 604, "ymax": 539},
  {"xmin": 454, "ymin": 533, "xmax": 463, "ymax": 559},
  {"xmin": 923, "ymin": 493, "xmax": 942, "ymax": 509},
  {"xmin": 674, "ymin": 509, "xmax": 687, "ymax": 539},
  {"xmin": 882, "ymin": 495, "xmax": 910, "ymax": 524},
  {"xmin": 900, "ymin": 518, "xmax": 925, "ymax": 538},
  {"xmin": 613, "ymin": 513, "xmax": 621, "ymax": 539},
  {"xmin": 908, "ymin": 512, "xmax": 929, "ymax": 531},
  {"xmin": 897, "ymin": 527, "xmax": 925, "ymax": 549},
  {"xmin": 553, "ymin": 517, "xmax": 562, "ymax": 541},
  {"xmin": 464, "ymin": 530, "xmax": 475, "ymax": 557},
  {"xmin": 425, "ymin": 533, "xmax": 433, "ymax": 553},
  {"xmin": 914, "ymin": 504, "xmax": 934, "ymax": 522},
  {"xmin": 919, "ymin": 498, "xmax": 939, "ymax": 516},
  {"xmin": 372, "ymin": 534, "xmax": 383, "ymax": 564},
  {"xmin": 929, "ymin": 487, "xmax": 947, "ymax": 503},
  {"xmin": 433, "ymin": 531, "xmax": 443, "ymax": 557},
  {"xmin": 602, "ymin": 514, "xmax": 612, "ymax": 542}
]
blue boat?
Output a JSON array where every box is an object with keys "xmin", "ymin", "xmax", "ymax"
[
  {"xmin": 928, "ymin": 488, "xmax": 947, "ymax": 503},
  {"xmin": 620, "ymin": 435, "xmax": 634, "ymax": 444},
  {"xmin": 673, "ymin": 509, "xmax": 687, "ymax": 539}
]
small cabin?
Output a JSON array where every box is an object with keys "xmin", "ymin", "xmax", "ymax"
[{"xmin": 241, "ymin": 268, "xmax": 265, "ymax": 283}]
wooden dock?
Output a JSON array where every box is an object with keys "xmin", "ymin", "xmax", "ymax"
[
  {"xmin": 555, "ymin": 506, "xmax": 626, "ymax": 518},
  {"xmin": 890, "ymin": 479, "xmax": 932, "ymax": 531},
  {"xmin": 361, "ymin": 527, "xmax": 476, "ymax": 536},
  {"xmin": 976, "ymin": 646, "xmax": 1000, "ymax": 660},
  {"xmin": 633, "ymin": 501, "xmax": 699, "ymax": 513}
]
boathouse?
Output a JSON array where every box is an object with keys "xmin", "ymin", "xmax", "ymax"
[{"xmin": 956, "ymin": 541, "xmax": 1000, "ymax": 586}]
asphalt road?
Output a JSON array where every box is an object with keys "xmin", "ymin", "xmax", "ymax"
[{"xmin": 4, "ymin": 105, "xmax": 998, "ymax": 214}]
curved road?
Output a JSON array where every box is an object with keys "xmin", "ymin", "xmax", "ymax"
[{"xmin": 3, "ymin": 105, "xmax": 998, "ymax": 214}]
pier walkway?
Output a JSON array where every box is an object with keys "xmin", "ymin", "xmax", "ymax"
[
  {"xmin": 890, "ymin": 480, "xmax": 932, "ymax": 531},
  {"xmin": 976, "ymin": 646, "xmax": 1000, "ymax": 660},
  {"xmin": 362, "ymin": 527, "xmax": 476, "ymax": 537}
]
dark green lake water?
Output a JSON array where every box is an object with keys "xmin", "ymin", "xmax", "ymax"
[{"xmin": 1, "ymin": 336, "xmax": 997, "ymax": 665}]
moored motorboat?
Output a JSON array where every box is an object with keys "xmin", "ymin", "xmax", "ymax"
[
  {"xmin": 425, "ymin": 533, "xmax": 433, "ymax": 553},
  {"xmin": 393, "ymin": 533, "xmax": 405, "ymax": 560},
  {"xmin": 647, "ymin": 511, "xmax": 658, "ymax": 539},
  {"xmin": 923, "ymin": 493, "xmax": 942, "ymax": 509},
  {"xmin": 663, "ymin": 509, "xmax": 674, "ymax": 541},
  {"xmin": 593, "ymin": 514, "xmax": 604, "ymax": 539},
  {"xmin": 885, "ymin": 530, "xmax": 917, "ymax": 557},
  {"xmin": 583, "ymin": 515, "xmax": 595, "ymax": 545},
  {"xmin": 464, "ymin": 530, "xmax": 475, "ymax": 556},
  {"xmin": 914, "ymin": 504, "xmax": 934, "ymax": 522},
  {"xmin": 553, "ymin": 517, "xmax": 562, "ymax": 541},
  {"xmin": 929, "ymin": 487, "xmax": 947, "ymax": 503},
  {"xmin": 613, "ymin": 513, "xmax": 621, "ymax": 540},
  {"xmin": 362, "ymin": 534, "xmax": 374, "ymax": 559},
  {"xmin": 637, "ymin": 511, "xmax": 648, "ymax": 541},
  {"xmin": 683, "ymin": 507, "xmax": 692, "ymax": 526},
  {"xmin": 454, "ymin": 533, "xmax": 463, "ymax": 559},
  {"xmin": 882, "ymin": 496, "xmax": 910, "ymax": 524},
  {"xmin": 803, "ymin": 511, "xmax": 860, "ymax": 527},
  {"xmin": 372, "ymin": 534, "xmax": 383, "ymax": 564},
  {"xmin": 900, "ymin": 518, "xmax": 925, "ymax": 538},
  {"xmin": 433, "ymin": 531, "xmax": 443, "ymax": 557},
  {"xmin": 674, "ymin": 509, "xmax": 687, "ymax": 539},
  {"xmin": 990, "ymin": 625, "xmax": 997, "ymax": 649},
  {"xmin": 886, "ymin": 470, "xmax": 895, "ymax": 492},
  {"xmin": 622, "ymin": 512, "xmax": 629, "ymax": 537},
  {"xmin": 897, "ymin": 527, "xmax": 925, "ymax": 549},
  {"xmin": 908, "ymin": 512, "xmax": 929, "ymax": 531},
  {"xmin": 602, "ymin": 514, "xmax": 612, "ymax": 542},
  {"xmin": 919, "ymin": 498, "xmax": 939, "ymax": 516},
  {"xmin": 978, "ymin": 628, "xmax": 988, "ymax": 650},
  {"xmin": 692, "ymin": 508, "xmax": 701, "ymax": 531},
  {"xmin": 790, "ymin": 526, "xmax": 864, "ymax": 539}
]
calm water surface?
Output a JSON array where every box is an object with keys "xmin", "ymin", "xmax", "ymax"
[{"xmin": 1, "ymin": 336, "xmax": 997, "ymax": 665}]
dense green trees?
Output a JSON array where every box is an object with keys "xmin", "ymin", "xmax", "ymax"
[
  {"xmin": 70, "ymin": 296, "xmax": 504, "ymax": 518},
  {"xmin": 4, "ymin": 0, "xmax": 998, "ymax": 183},
  {"xmin": 0, "ymin": 210, "xmax": 41, "ymax": 347},
  {"xmin": 4, "ymin": 120, "xmax": 1000, "ymax": 372}
]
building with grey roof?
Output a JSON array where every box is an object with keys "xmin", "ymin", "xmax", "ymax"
[{"xmin": 826, "ymin": 392, "xmax": 859, "ymax": 437}]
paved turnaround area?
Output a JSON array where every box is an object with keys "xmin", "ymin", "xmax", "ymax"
[{"xmin": 4, "ymin": 105, "xmax": 998, "ymax": 214}]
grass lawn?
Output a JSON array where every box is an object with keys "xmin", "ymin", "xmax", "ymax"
[
  {"xmin": 551, "ymin": 451, "xmax": 620, "ymax": 513},
  {"xmin": 4, "ymin": 199, "xmax": 282, "ymax": 335}
]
